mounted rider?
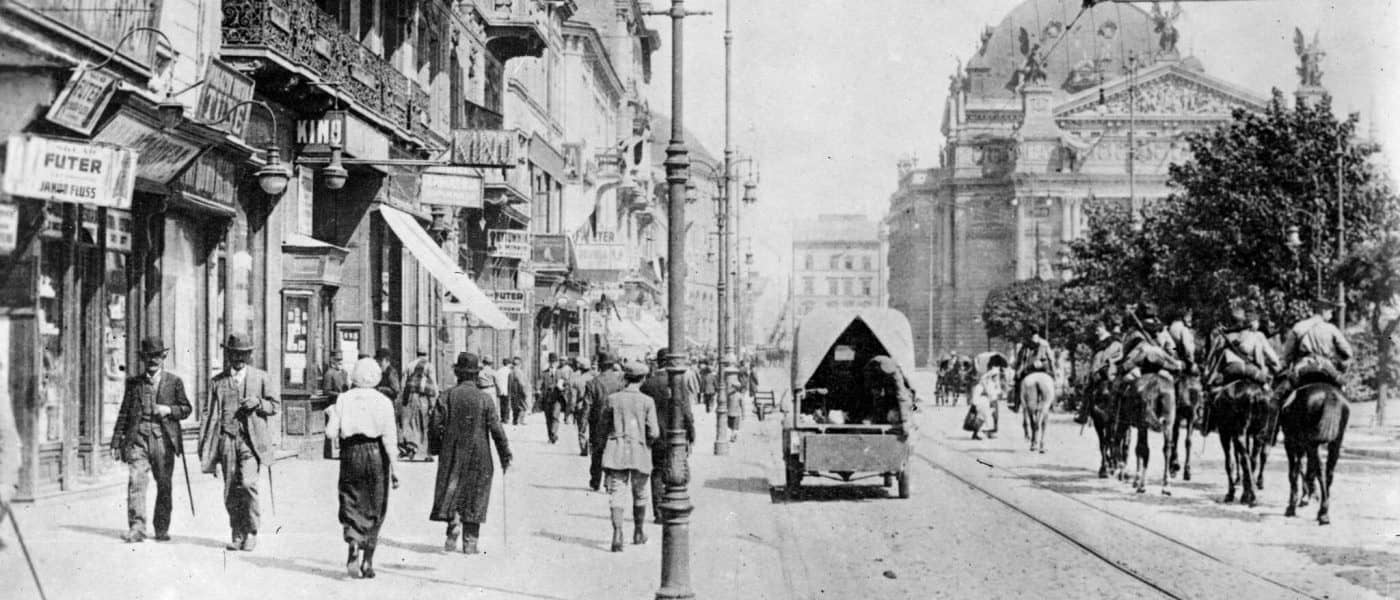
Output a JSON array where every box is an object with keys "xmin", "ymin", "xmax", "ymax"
[
  {"xmin": 1279, "ymin": 297, "xmax": 1353, "ymax": 410},
  {"xmin": 1118, "ymin": 304, "xmax": 1183, "ymax": 429},
  {"xmin": 1074, "ymin": 319, "xmax": 1123, "ymax": 425},
  {"xmin": 1207, "ymin": 307, "xmax": 1280, "ymax": 388},
  {"xmin": 1011, "ymin": 330, "xmax": 1056, "ymax": 412}
]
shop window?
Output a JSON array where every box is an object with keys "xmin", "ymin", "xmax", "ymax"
[
  {"xmin": 38, "ymin": 240, "xmax": 68, "ymax": 443},
  {"xmin": 282, "ymin": 292, "xmax": 312, "ymax": 390}
]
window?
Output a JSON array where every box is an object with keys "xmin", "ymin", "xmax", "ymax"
[
  {"xmin": 802, "ymin": 277, "xmax": 814, "ymax": 295},
  {"xmin": 844, "ymin": 256, "xmax": 854, "ymax": 270},
  {"xmin": 862, "ymin": 278, "xmax": 872, "ymax": 296},
  {"xmin": 804, "ymin": 253, "xmax": 813, "ymax": 270},
  {"xmin": 862, "ymin": 256, "xmax": 872, "ymax": 270},
  {"xmin": 827, "ymin": 278, "xmax": 838, "ymax": 295},
  {"xmin": 829, "ymin": 254, "xmax": 840, "ymax": 270},
  {"xmin": 842, "ymin": 279, "xmax": 853, "ymax": 296}
]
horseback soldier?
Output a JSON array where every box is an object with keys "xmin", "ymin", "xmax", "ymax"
[
  {"xmin": 1011, "ymin": 331, "xmax": 1056, "ymax": 412},
  {"xmin": 1075, "ymin": 320, "xmax": 1122, "ymax": 425},
  {"xmin": 1207, "ymin": 308, "xmax": 1280, "ymax": 387},
  {"xmin": 1118, "ymin": 305, "xmax": 1182, "ymax": 429},
  {"xmin": 1279, "ymin": 298, "xmax": 1353, "ymax": 411}
]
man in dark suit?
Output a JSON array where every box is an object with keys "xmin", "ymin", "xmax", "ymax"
[
  {"xmin": 640, "ymin": 348, "xmax": 694, "ymax": 522},
  {"xmin": 198, "ymin": 333, "xmax": 278, "ymax": 552},
  {"xmin": 111, "ymin": 337, "xmax": 192, "ymax": 543}
]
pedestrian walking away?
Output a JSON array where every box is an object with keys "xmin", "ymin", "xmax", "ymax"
[
  {"xmin": 586, "ymin": 353, "xmax": 626, "ymax": 490},
  {"xmin": 494, "ymin": 358, "xmax": 514, "ymax": 425},
  {"xmin": 398, "ymin": 354, "xmax": 439, "ymax": 461},
  {"xmin": 641, "ymin": 348, "xmax": 693, "ymax": 522},
  {"xmin": 374, "ymin": 348, "xmax": 403, "ymax": 411},
  {"xmin": 110, "ymin": 337, "xmax": 193, "ymax": 543},
  {"xmin": 539, "ymin": 352, "xmax": 565, "ymax": 444},
  {"xmin": 430, "ymin": 352, "xmax": 512, "ymax": 555},
  {"xmin": 508, "ymin": 357, "xmax": 529, "ymax": 425},
  {"xmin": 197, "ymin": 333, "xmax": 278, "ymax": 552},
  {"xmin": 570, "ymin": 358, "xmax": 595, "ymax": 456},
  {"xmin": 699, "ymin": 360, "xmax": 717, "ymax": 413},
  {"xmin": 601, "ymin": 361, "xmax": 659, "ymax": 552},
  {"xmin": 326, "ymin": 357, "xmax": 399, "ymax": 579}
]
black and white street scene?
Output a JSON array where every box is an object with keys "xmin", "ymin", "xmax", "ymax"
[{"xmin": 2, "ymin": 0, "xmax": 1399, "ymax": 598}]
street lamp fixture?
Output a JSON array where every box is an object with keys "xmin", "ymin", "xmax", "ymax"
[
  {"xmin": 323, "ymin": 145, "xmax": 349, "ymax": 190},
  {"xmin": 180, "ymin": 99, "xmax": 290, "ymax": 197},
  {"xmin": 80, "ymin": 27, "xmax": 184, "ymax": 130},
  {"xmin": 742, "ymin": 180, "xmax": 757, "ymax": 204}
]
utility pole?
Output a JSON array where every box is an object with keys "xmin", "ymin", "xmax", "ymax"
[
  {"xmin": 644, "ymin": 2, "xmax": 708, "ymax": 598},
  {"xmin": 714, "ymin": 0, "xmax": 734, "ymax": 456}
]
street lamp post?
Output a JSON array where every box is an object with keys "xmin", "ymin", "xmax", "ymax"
[{"xmin": 643, "ymin": 2, "xmax": 708, "ymax": 597}]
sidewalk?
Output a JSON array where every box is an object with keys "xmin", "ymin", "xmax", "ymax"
[{"xmin": 2, "ymin": 405, "xmax": 789, "ymax": 600}]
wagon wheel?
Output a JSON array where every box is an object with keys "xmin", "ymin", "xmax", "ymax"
[{"xmin": 896, "ymin": 470, "xmax": 911, "ymax": 499}]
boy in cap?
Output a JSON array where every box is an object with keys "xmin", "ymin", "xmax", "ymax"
[
  {"xmin": 112, "ymin": 337, "xmax": 192, "ymax": 542},
  {"xmin": 600, "ymin": 361, "xmax": 658, "ymax": 551}
]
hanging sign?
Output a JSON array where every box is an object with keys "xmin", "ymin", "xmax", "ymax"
[
  {"xmin": 296, "ymin": 110, "xmax": 346, "ymax": 154},
  {"xmin": 420, "ymin": 167, "xmax": 483, "ymax": 208},
  {"xmin": 3, "ymin": 134, "xmax": 137, "ymax": 209},
  {"xmin": 194, "ymin": 59, "xmax": 255, "ymax": 138},
  {"xmin": 92, "ymin": 114, "xmax": 202, "ymax": 183},
  {"xmin": 45, "ymin": 66, "xmax": 118, "ymax": 135},
  {"xmin": 0, "ymin": 204, "xmax": 17, "ymax": 255}
]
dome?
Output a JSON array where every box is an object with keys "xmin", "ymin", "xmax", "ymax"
[{"xmin": 964, "ymin": 0, "xmax": 1175, "ymax": 101}]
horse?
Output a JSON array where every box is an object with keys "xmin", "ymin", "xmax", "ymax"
[
  {"xmin": 1281, "ymin": 381, "xmax": 1349, "ymax": 525},
  {"xmin": 1208, "ymin": 378, "xmax": 1272, "ymax": 506},
  {"xmin": 1246, "ymin": 378, "xmax": 1288, "ymax": 492},
  {"xmin": 1088, "ymin": 376, "xmax": 1131, "ymax": 480},
  {"xmin": 1168, "ymin": 374, "xmax": 1204, "ymax": 481},
  {"xmin": 1019, "ymin": 371, "xmax": 1056, "ymax": 453},
  {"xmin": 1126, "ymin": 371, "xmax": 1177, "ymax": 495}
]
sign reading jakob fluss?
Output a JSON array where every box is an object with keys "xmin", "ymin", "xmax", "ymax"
[{"xmin": 3, "ymin": 134, "xmax": 137, "ymax": 209}]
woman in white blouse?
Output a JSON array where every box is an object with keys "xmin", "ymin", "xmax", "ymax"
[{"xmin": 325, "ymin": 357, "xmax": 398, "ymax": 579}]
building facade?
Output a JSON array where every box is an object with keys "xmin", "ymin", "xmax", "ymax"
[
  {"xmin": 884, "ymin": 0, "xmax": 1266, "ymax": 362},
  {"xmin": 791, "ymin": 214, "xmax": 883, "ymax": 323}
]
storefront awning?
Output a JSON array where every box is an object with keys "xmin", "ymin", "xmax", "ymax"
[{"xmin": 379, "ymin": 205, "xmax": 515, "ymax": 330}]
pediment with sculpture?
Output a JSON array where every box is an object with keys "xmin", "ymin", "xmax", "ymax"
[{"xmin": 1057, "ymin": 65, "xmax": 1266, "ymax": 120}]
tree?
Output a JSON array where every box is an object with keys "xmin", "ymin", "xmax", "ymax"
[{"xmin": 1336, "ymin": 231, "xmax": 1400, "ymax": 425}]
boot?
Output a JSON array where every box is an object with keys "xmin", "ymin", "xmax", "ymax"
[
  {"xmin": 462, "ymin": 522, "xmax": 480, "ymax": 554},
  {"xmin": 241, "ymin": 533, "xmax": 257, "ymax": 552},
  {"xmin": 445, "ymin": 521, "xmax": 461, "ymax": 552},
  {"xmin": 360, "ymin": 544, "xmax": 376, "ymax": 579},
  {"xmin": 610, "ymin": 508, "xmax": 626, "ymax": 552},
  {"xmin": 225, "ymin": 531, "xmax": 244, "ymax": 551},
  {"xmin": 346, "ymin": 542, "xmax": 362, "ymax": 578},
  {"xmin": 632, "ymin": 506, "xmax": 648, "ymax": 545}
]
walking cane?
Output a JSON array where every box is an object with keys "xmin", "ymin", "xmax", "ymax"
[
  {"xmin": 267, "ymin": 462, "xmax": 276, "ymax": 516},
  {"xmin": 5, "ymin": 505, "xmax": 50, "ymax": 600},
  {"xmin": 179, "ymin": 450, "xmax": 195, "ymax": 516},
  {"xmin": 501, "ymin": 467, "xmax": 508, "ymax": 555}
]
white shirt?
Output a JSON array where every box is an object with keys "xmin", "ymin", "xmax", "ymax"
[
  {"xmin": 326, "ymin": 387, "xmax": 398, "ymax": 458},
  {"xmin": 495, "ymin": 365, "xmax": 513, "ymax": 395},
  {"xmin": 231, "ymin": 366, "xmax": 247, "ymax": 394}
]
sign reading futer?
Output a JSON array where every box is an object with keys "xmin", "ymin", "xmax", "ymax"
[{"xmin": 2, "ymin": 134, "xmax": 137, "ymax": 209}]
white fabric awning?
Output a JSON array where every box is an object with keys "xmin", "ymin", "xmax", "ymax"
[{"xmin": 379, "ymin": 205, "xmax": 515, "ymax": 330}]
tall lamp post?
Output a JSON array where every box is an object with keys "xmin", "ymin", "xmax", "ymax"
[{"xmin": 643, "ymin": 2, "xmax": 708, "ymax": 597}]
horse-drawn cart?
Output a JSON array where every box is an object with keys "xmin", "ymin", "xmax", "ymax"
[{"xmin": 783, "ymin": 308, "xmax": 917, "ymax": 499}]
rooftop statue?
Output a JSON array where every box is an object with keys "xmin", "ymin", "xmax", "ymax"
[
  {"xmin": 1150, "ymin": 1, "xmax": 1182, "ymax": 56},
  {"xmin": 1294, "ymin": 28, "xmax": 1325, "ymax": 88},
  {"xmin": 1009, "ymin": 26, "xmax": 1048, "ymax": 90}
]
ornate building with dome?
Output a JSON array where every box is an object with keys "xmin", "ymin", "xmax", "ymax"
[{"xmin": 885, "ymin": 0, "xmax": 1274, "ymax": 363}]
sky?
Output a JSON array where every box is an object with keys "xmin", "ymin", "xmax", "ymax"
[{"xmin": 642, "ymin": 0, "xmax": 1400, "ymax": 342}]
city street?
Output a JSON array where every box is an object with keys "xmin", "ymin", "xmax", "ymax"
[{"xmin": 4, "ymin": 367, "xmax": 1395, "ymax": 598}]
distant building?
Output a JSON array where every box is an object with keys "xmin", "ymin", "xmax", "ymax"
[
  {"xmin": 791, "ymin": 215, "xmax": 884, "ymax": 322},
  {"xmin": 884, "ymin": 0, "xmax": 1269, "ymax": 363}
]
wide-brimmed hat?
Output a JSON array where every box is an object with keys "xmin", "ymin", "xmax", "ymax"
[
  {"xmin": 139, "ymin": 337, "xmax": 167, "ymax": 356},
  {"xmin": 454, "ymin": 352, "xmax": 481, "ymax": 372},
  {"xmin": 222, "ymin": 333, "xmax": 255, "ymax": 352},
  {"xmin": 547, "ymin": 352, "xmax": 558, "ymax": 362}
]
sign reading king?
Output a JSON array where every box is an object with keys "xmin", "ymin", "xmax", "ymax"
[{"xmin": 3, "ymin": 134, "xmax": 137, "ymax": 209}]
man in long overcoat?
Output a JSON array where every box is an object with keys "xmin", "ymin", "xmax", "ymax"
[
  {"xmin": 585, "ymin": 352, "xmax": 625, "ymax": 490},
  {"xmin": 197, "ymin": 333, "xmax": 277, "ymax": 551},
  {"xmin": 570, "ymin": 358, "xmax": 594, "ymax": 456},
  {"xmin": 112, "ymin": 337, "xmax": 192, "ymax": 542},
  {"xmin": 640, "ymin": 348, "xmax": 694, "ymax": 522},
  {"xmin": 430, "ymin": 352, "xmax": 512, "ymax": 554}
]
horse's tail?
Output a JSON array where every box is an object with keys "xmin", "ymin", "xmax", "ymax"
[{"xmin": 1313, "ymin": 388, "xmax": 1350, "ymax": 443}]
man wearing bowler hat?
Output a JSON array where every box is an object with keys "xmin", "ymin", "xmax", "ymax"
[
  {"xmin": 111, "ymin": 337, "xmax": 192, "ymax": 542},
  {"xmin": 198, "ymin": 333, "xmax": 278, "ymax": 551},
  {"xmin": 430, "ymin": 352, "xmax": 511, "ymax": 554}
]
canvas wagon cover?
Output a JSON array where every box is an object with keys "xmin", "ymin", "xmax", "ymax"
[{"xmin": 790, "ymin": 307, "xmax": 917, "ymax": 389}]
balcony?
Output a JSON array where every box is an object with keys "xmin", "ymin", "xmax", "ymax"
[
  {"xmin": 482, "ymin": 0, "xmax": 549, "ymax": 61},
  {"xmin": 221, "ymin": 0, "xmax": 427, "ymax": 140}
]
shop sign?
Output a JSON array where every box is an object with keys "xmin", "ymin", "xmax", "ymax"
[
  {"xmin": 450, "ymin": 129, "xmax": 516, "ymax": 167},
  {"xmin": 488, "ymin": 229, "xmax": 531, "ymax": 260},
  {"xmin": 3, "ymin": 134, "xmax": 137, "ymax": 209},
  {"xmin": 194, "ymin": 59, "xmax": 255, "ymax": 138},
  {"xmin": 574, "ymin": 243, "xmax": 629, "ymax": 271},
  {"xmin": 92, "ymin": 114, "xmax": 202, "ymax": 183},
  {"xmin": 486, "ymin": 289, "xmax": 528, "ymax": 314},
  {"xmin": 0, "ymin": 204, "xmax": 17, "ymax": 255},
  {"xmin": 531, "ymin": 233, "xmax": 570, "ymax": 272},
  {"xmin": 46, "ymin": 66, "xmax": 118, "ymax": 136},
  {"xmin": 296, "ymin": 110, "xmax": 345, "ymax": 154},
  {"xmin": 420, "ymin": 167, "xmax": 483, "ymax": 208},
  {"xmin": 178, "ymin": 151, "xmax": 241, "ymax": 210}
]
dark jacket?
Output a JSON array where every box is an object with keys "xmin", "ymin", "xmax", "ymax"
[
  {"xmin": 197, "ymin": 367, "xmax": 278, "ymax": 474},
  {"xmin": 112, "ymin": 371, "xmax": 192, "ymax": 456},
  {"xmin": 430, "ymin": 381, "xmax": 511, "ymax": 523},
  {"xmin": 641, "ymin": 372, "xmax": 695, "ymax": 444},
  {"xmin": 586, "ymin": 369, "xmax": 625, "ymax": 447},
  {"xmin": 376, "ymin": 363, "xmax": 403, "ymax": 402}
]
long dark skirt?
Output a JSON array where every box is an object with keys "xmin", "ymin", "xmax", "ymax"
[{"xmin": 339, "ymin": 435, "xmax": 389, "ymax": 546}]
